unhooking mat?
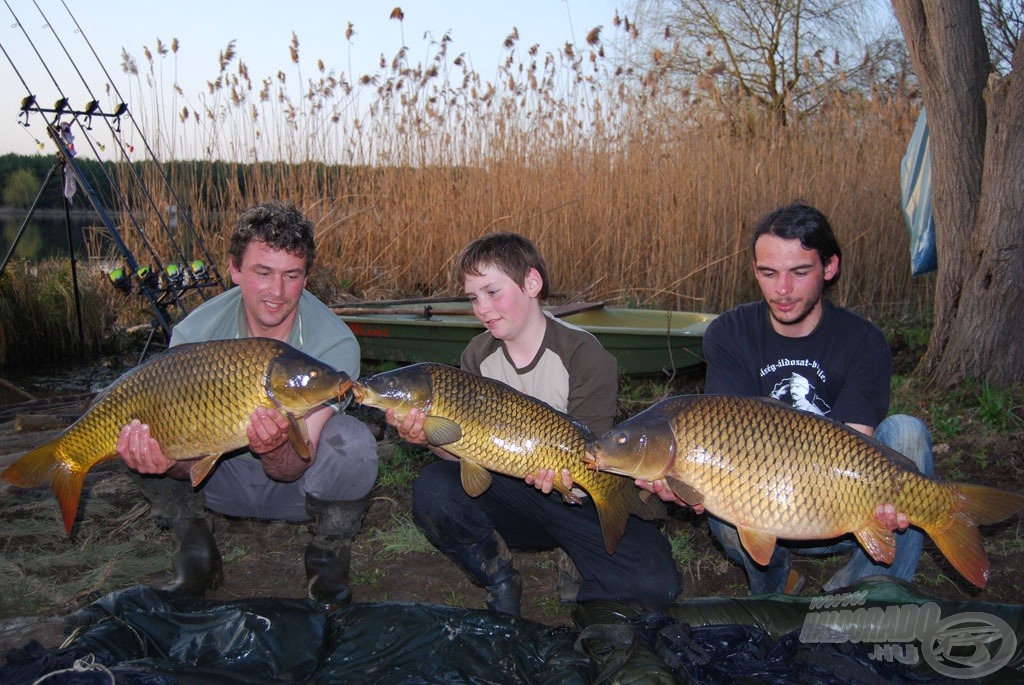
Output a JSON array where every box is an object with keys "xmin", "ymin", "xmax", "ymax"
[{"xmin": 3, "ymin": 578, "xmax": 1023, "ymax": 684}]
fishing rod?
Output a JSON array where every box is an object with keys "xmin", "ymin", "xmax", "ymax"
[
  {"xmin": 30, "ymin": 0, "xmax": 194, "ymax": 302},
  {"xmin": 3, "ymin": 1, "xmax": 174, "ymax": 341},
  {"xmin": 59, "ymin": 0, "xmax": 225, "ymax": 291}
]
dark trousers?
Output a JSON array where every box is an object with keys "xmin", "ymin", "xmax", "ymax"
[{"xmin": 412, "ymin": 460, "xmax": 681, "ymax": 610}]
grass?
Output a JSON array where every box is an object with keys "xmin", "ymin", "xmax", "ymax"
[
  {"xmin": 364, "ymin": 513, "xmax": 435, "ymax": 558},
  {"xmin": 0, "ymin": 259, "xmax": 128, "ymax": 366},
  {"xmin": 978, "ymin": 381, "xmax": 1023, "ymax": 433},
  {"xmin": 377, "ymin": 442, "xmax": 431, "ymax": 491},
  {"xmin": 0, "ymin": 483, "xmax": 167, "ymax": 618}
]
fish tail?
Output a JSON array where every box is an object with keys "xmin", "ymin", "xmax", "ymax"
[
  {"xmin": 2, "ymin": 443, "xmax": 58, "ymax": 488},
  {"xmin": 923, "ymin": 515, "xmax": 989, "ymax": 588},
  {"xmin": 2, "ymin": 444, "xmax": 86, "ymax": 534},
  {"xmin": 591, "ymin": 479, "xmax": 664, "ymax": 555},
  {"xmin": 953, "ymin": 483, "xmax": 1024, "ymax": 527},
  {"xmin": 51, "ymin": 463, "xmax": 87, "ymax": 534},
  {"xmin": 591, "ymin": 488, "xmax": 631, "ymax": 556},
  {"xmin": 923, "ymin": 483, "xmax": 1024, "ymax": 589}
]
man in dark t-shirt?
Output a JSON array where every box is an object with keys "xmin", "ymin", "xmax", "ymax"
[{"xmin": 651, "ymin": 202, "xmax": 933, "ymax": 595}]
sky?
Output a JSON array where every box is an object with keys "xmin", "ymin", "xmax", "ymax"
[{"xmin": 0, "ymin": 0, "xmax": 620, "ymax": 157}]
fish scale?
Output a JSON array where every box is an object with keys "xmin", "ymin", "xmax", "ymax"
[
  {"xmin": 351, "ymin": 362, "xmax": 666, "ymax": 554},
  {"xmin": 3, "ymin": 338, "xmax": 352, "ymax": 534},
  {"xmin": 585, "ymin": 393, "xmax": 1024, "ymax": 588}
]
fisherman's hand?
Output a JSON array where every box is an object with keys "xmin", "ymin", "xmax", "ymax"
[
  {"xmin": 388, "ymin": 407, "xmax": 429, "ymax": 446},
  {"xmin": 117, "ymin": 420, "xmax": 176, "ymax": 475},
  {"xmin": 249, "ymin": 407, "xmax": 309, "ymax": 482},
  {"xmin": 876, "ymin": 503, "xmax": 910, "ymax": 532},
  {"xmin": 526, "ymin": 468, "xmax": 574, "ymax": 494},
  {"xmin": 247, "ymin": 407, "xmax": 291, "ymax": 454}
]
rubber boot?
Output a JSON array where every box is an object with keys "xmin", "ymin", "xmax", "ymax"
[
  {"xmin": 447, "ymin": 531, "xmax": 522, "ymax": 617},
  {"xmin": 162, "ymin": 518, "xmax": 223, "ymax": 597},
  {"xmin": 304, "ymin": 495, "xmax": 369, "ymax": 608}
]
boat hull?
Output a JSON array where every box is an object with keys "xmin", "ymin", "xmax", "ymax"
[{"xmin": 336, "ymin": 301, "xmax": 716, "ymax": 375}]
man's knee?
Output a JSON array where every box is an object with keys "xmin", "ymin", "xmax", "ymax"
[
  {"xmin": 412, "ymin": 462, "xmax": 460, "ymax": 515},
  {"xmin": 875, "ymin": 414, "xmax": 934, "ymax": 476},
  {"xmin": 308, "ymin": 413, "xmax": 379, "ymax": 501}
]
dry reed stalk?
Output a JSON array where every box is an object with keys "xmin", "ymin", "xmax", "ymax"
[{"xmin": 96, "ymin": 20, "xmax": 930, "ymax": 322}]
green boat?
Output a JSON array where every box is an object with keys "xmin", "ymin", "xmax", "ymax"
[{"xmin": 334, "ymin": 299, "xmax": 717, "ymax": 375}]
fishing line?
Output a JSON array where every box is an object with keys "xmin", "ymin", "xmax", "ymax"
[
  {"xmin": 32, "ymin": 0, "xmax": 191, "ymax": 286},
  {"xmin": 4, "ymin": 2, "xmax": 173, "ymax": 336},
  {"xmin": 59, "ymin": 0, "xmax": 224, "ymax": 289},
  {"xmin": 0, "ymin": 39, "xmax": 46, "ymax": 149}
]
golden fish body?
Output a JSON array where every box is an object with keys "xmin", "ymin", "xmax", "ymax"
[
  {"xmin": 584, "ymin": 394, "xmax": 1024, "ymax": 588},
  {"xmin": 351, "ymin": 362, "xmax": 663, "ymax": 554},
  {"xmin": 3, "ymin": 338, "xmax": 352, "ymax": 533}
]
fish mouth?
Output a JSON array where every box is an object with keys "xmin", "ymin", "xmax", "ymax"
[
  {"xmin": 582, "ymin": 446, "xmax": 603, "ymax": 471},
  {"xmin": 337, "ymin": 376, "xmax": 354, "ymax": 400},
  {"xmin": 349, "ymin": 382, "xmax": 366, "ymax": 403}
]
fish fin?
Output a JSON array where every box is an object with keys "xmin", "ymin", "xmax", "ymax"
[
  {"xmin": 924, "ymin": 515, "xmax": 990, "ymax": 588},
  {"xmin": 189, "ymin": 454, "xmax": 223, "ymax": 488},
  {"xmin": 423, "ymin": 416, "xmax": 462, "ymax": 446},
  {"xmin": 2, "ymin": 442, "xmax": 58, "ymax": 488},
  {"xmin": 460, "ymin": 459, "xmax": 493, "ymax": 497},
  {"xmin": 853, "ymin": 520, "xmax": 896, "ymax": 565},
  {"xmin": 590, "ymin": 480, "xmax": 634, "ymax": 555},
  {"xmin": 554, "ymin": 484, "xmax": 583, "ymax": 506},
  {"xmin": 921, "ymin": 483, "xmax": 1024, "ymax": 589},
  {"xmin": 951, "ymin": 482, "xmax": 1024, "ymax": 526},
  {"xmin": 622, "ymin": 482, "xmax": 667, "ymax": 521},
  {"xmin": 51, "ymin": 462, "xmax": 88, "ymax": 535},
  {"xmin": 666, "ymin": 477, "xmax": 704, "ymax": 506},
  {"xmin": 737, "ymin": 527, "xmax": 778, "ymax": 567},
  {"xmin": 286, "ymin": 414, "xmax": 311, "ymax": 460}
]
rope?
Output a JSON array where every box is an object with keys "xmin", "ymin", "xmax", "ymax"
[{"xmin": 29, "ymin": 654, "xmax": 115, "ymax": 685}]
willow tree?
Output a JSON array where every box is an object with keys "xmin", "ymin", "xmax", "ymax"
[{"xmin": 891, "ymin": 1, "xmax": 1023, "ymax": 388}]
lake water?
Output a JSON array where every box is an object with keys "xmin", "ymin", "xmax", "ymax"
[
  {"xmin": 0, "ymin": 353, "xmax": 131, "ymax": 405},
  {"xmin": 0, "ymin": 210, "xmax": 96, "ymax": 263}
]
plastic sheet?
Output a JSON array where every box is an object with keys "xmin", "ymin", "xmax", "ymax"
[
  {"xmin": 4, "ymin": 579, "xmax": 1022, "ymax": 684},
  {"xmin": 0, "ymin": 586, "xmax": 590, "ymax": 684}
]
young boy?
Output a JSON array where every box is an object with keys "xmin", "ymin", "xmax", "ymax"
[{"xmin": 388, "ymin": 232, "xmax": 680, "ymax": 616}]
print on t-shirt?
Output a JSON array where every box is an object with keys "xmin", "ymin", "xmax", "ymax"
[{"xmin": 769, "ymin": 372, "xmax": 831, "ymax": 416}]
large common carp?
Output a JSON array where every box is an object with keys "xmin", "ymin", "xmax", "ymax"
[
  {"xmin": 350, "ymin": 362, "xmax": 664, "ymax": 554},
  {"xmin": 584, "ymin": 394, "xmax": 1024, "ymax": 588},
  {"xmin": 3, "ymin": 338, "xmax": 353, "ymax": 534}
]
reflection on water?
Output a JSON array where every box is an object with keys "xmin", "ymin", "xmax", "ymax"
[
  {"xmin": 0, "ymin": 210, "xmax": 97, "ymax": 262},
  {"xmin": 0, "ymin": 353, "xmax": 134, "ymax": 405}
]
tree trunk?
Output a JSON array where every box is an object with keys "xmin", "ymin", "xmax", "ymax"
[{"xmin": 892, "ymin": 0, "xmax": 1024, "ymax": 388}]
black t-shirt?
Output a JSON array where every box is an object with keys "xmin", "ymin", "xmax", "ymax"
[{"xmin": 703, "ymin": 300, "xmax": 891, "ymax": 428}]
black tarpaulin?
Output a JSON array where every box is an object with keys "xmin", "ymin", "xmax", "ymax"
[{"xmin": 3, "ymin": 579, "xmax": 1023, "ymax": 684}]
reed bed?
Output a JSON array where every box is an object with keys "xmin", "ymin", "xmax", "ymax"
[
  {"xmin": 0, "ymin": 258, "xmax": 122, "ymax": 366},
  {"xmin": 74, "ymin": 18, "xmax": 932, "ymax": 349}
]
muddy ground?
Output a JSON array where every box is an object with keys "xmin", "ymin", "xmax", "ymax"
[{"xmin": 2, "ymin": 362, "xmax": 1024, "ymax": 663}]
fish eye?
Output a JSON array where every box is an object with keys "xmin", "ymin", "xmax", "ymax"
[
  {"xmin": 309, "ymin": 369, "xmax": 319, "ymax": 379},
  {"xmin": 615, "ymin": 432, "xmax": 628, "ymax": 446}
]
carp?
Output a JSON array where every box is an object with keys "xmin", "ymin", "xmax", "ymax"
[
  {"xmin": 350, "ymin": 362, "xmax": 663, "ymax": 554},
  {"xmin": 584, "ymin": 394, "xmax": 1024, "ymax": 588},
  {"xmin": 3, "ymin": 338, "xmax": 352, "ymax": 534}
]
